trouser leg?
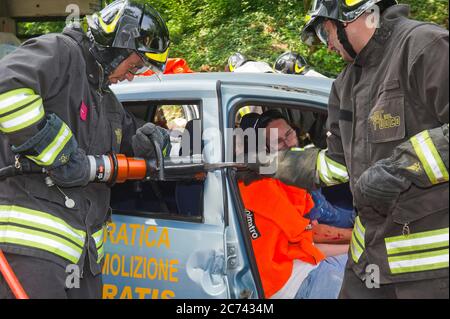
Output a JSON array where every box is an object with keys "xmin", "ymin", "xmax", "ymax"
[
  {"xmin": 339, "ymin": 260, "xmax": 449, "ymax": 299},
  {"xmin": 393, "ymin": 276, "xmax": 449, "ymax": 299},
  {"xmin": 0, "ymin": 253, "xmax": 67, "ymax": 299}
]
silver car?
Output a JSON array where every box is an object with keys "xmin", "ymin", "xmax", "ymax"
[{"xmin": 103, "ymin": 72, "xmax": 333, "ymax": 299}]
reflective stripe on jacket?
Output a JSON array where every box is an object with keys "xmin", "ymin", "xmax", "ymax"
[
  {"xmin": 0, "ymin": 26, "xmax": 141, "ymax": 273},
  {"xmin": 326, "ymin": 5, "xmax": 449, "ymax": 283}
]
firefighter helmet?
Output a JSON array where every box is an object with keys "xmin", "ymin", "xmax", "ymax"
[
  {"xmin": 274, "ymin": 52, "xmax": 308, "ymax": 75},
  {"xmin": 87, "ymin": 0, "xmax": 170, "ymax": 74}
]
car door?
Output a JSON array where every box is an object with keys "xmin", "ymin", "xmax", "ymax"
[
  {"xmin": 217, "ymin": 76, "xmax": 332, "ymax": 298},
  {"xmin": 102, "ymin": 80, "xmax": 231, "ymax": 299}
]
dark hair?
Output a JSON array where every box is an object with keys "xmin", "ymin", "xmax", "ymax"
[{"xmin": 255, "ymin": 110, "xmax": 287, "ymax": 129}]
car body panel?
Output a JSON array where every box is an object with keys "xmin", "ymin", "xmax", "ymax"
[{"xmin": 103, "ymin": 73, "xmax": 332, "ymax": 299}]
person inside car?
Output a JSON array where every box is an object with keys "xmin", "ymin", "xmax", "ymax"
[
  {"xmin": 253, "ymin": 110, "xmax": 356, "ymax": 230},
  {"xmin": 236, "ymin": 111, "xmax": 349, "ymax": 299}
]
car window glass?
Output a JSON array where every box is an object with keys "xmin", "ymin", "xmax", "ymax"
[{"xmin": 111, "ymin": 101, "xmax": 203, "ymax": 222}]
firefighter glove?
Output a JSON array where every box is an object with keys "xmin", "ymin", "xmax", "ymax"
[
  {"xmin": 47, "ymin": 148, "xmax": 90, "ymax": 188},
  {"xmin": 132, "ymin": 123, "xmax": 171, "ymax": 159}
]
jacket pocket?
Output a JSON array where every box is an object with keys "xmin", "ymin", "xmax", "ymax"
[
  {"xmin": 385, "ymin": 184, "xmax": 449, "ymax": 276},
  {"xmin": 368, "ymin": 89, "xmax": 405, "ymax": 144},
  {"xmin": 393, "ymin": 183, "xmax": 448, "ymax": 225}
]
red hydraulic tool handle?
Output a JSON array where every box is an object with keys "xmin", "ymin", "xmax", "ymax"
[{"xmin": 0, "ymin": 249, "xmax": 29, "ymax": 299}]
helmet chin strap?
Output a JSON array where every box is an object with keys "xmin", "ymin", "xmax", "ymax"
[
  {"xmin": 334, "ymin": 21, "xmax": 358, "ymax": 60},
  {"xmin": 86, "ymin": 30, "xmax": 133, "ymax": 84}
]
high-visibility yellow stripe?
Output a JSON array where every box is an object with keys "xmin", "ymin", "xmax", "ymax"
[
  {"xmin": 0, "ymin": 88, "xmax": 36, "ymax": 115},
  {"xmin": 354, "ymin": 217, "xmax": 366, "ymax": 248},
  {"xmin": 98, "ymin": 9, "xmax": 122, "ymax": 34},
  {"xmin": 388, "ymin": 249, "xmax": 449, "ymax": 274},
  {"xmin": 0, "ymin": 225, "xmax": 83, "ymax": 264},
  {"xmin": 345, "ymin": 0, "xmax": 364, "ymax": 7},
  {"xmin": 0, "ymin": 205, "xmax": 86, "ymax": 246},
  {"xmin": 351, "ymin": 232, "xmax": 364, "ymax": 263},
  {"xmin": 145, "ymin": 48, "xmax": 169, "ymax": 64},
  {"xmin": 304, "ymin": 14, "xmax": 312, "ymax": 23},
  {"xmin": 294, "ymin": 64, "xmax": 305, "ymax": 74},
  {"xmin": 26, "ymin": 122, "xmax": 73, "ymax": 167},
  {"xmin": 411, "ymin": 130, "xmax": 449, "ymax": 184},
  {"xmin": 0, "ymin": 99, "xmax": 44, "ymax": 133},
  {"xmin": 93, "ymin": 228, "xmax": 104, "ymax": 249},
  {"xmin": 239, "ymin": 106, "xmax": 252, "ymax": 117},
  {"xmin": 317, "ymin": 150, "xmax": 349, "ymax": 185},
  {"xmin": 385, "ymin": 228, "xmax": 449, "ymax": 255}
]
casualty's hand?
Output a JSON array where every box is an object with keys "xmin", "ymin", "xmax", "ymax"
[
  {"xmin": 47, "ymin": 148, "xmax": 90, "ymax": 188},
  {"xmin": 353, "ymin": 158, "xmax": 412, "ymax": 216},
  {"xmin": 132, "ymin": 123, "xmax": 171, "ymax": 159}
]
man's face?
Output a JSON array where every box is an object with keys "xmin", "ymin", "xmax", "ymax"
[
  {"xmin": 321, "ymin": 20, "xmax": 354, "ymax": 62},
  {"xmin": 108, "ymin": 52, "xmax": 146, "ymax": 84},
  {"xmin": 265, "ymin": 118, "xmax": 299, "ymax": 152}
]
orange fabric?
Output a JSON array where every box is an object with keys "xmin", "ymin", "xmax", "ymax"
[
  {"xmin": 141, "ymin": 58, "xmax": 193, "ymax": 76},
  {"xmin": 238, "ymin": 178, "xmax": 325, "ymax": 298}
]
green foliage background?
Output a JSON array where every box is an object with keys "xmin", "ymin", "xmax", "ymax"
[{"xmin": 20, "ymin": 0, "xmax": 449, "ymax": 77}]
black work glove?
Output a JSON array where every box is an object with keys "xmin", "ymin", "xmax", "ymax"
[
  {"xmin": 47, "ymin": 148, "xmax": 90, "ymax": 188},
  {"xmin": 353, "ymin": 158, "xmax": 412, "ymax": 216},
  {"xmin": 132, "ymin": 123, "xmax": 171, "ymax": 159}
]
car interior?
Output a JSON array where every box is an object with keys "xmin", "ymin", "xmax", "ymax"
[
  {"xmin": 231, "ymin": 103, "xmax": 354, "ymax": 218},
  {"xmin": 110, "ymin": 101, "xmax": 204, "ymax": 222}
]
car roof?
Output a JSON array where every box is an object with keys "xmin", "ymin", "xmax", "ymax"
[{"xmin": 111, "ymin": 72, "xmax": 333, "ymax": 97}]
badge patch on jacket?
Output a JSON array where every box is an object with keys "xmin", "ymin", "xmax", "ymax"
[
  {"xmin": 80, "ymin": 101, "xmax": 88, "ymax": 121},
  {"xmin": 368, "ymin": 96, "xmax": 405, "ymax": 143},
  {"xmin": 245, "ymin": 210, "xmax": 261, "ymax": 240}
]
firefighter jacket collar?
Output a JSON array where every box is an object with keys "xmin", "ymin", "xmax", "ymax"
[
  {"xmin": 62, "ymin": 27, "xmax": 106, "ymax": 92},
  {"xmin": 354, "ymin": 4, "xmax": 409, "ymax": 67}
]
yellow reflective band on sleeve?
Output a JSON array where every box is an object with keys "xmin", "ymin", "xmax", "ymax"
[
  {"xmin": 304, "ymin": 14, "xmax": 311, "ymax": 23},
  {"xmin": 385, "ymin": 228, "xmax": 449, "ymax": 274},
  {"xmin": 26, "ymin": 122, "xmax": 73, "ymax": 167},
  {"xmin": 145, "ymin": 48, "xmax": 169, "ymax": 64},
  {"xmin": 0, "ymin": 98, "xmax": 44, "ymax": 133},
  {"xmin": 0, "ymin": 88, "xmax": 36, "ymax": 115},
  {"xmin": 317, "ymin": 150, "xmax": 349, "ymax": 186},
  {"xmin": 411, "ymin": 130, "xmax": 449, "ymax": 185}
]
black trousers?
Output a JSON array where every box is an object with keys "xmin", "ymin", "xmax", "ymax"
[
  {"xmin": 0, "ymin": 253, "xmax": 102, "ymax": 299},
  {"xmin": 339, "ymin": 266, "xmax": 449, "ymax": 299}
]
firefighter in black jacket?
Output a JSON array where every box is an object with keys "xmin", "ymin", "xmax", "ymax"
[
  {"xmin": 253, "ymin": 0, "xmax": 448, "ymax": 298},
  {"xmin": 0, "ymin": 0, "xmax": 170, "ymax": 298}
]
